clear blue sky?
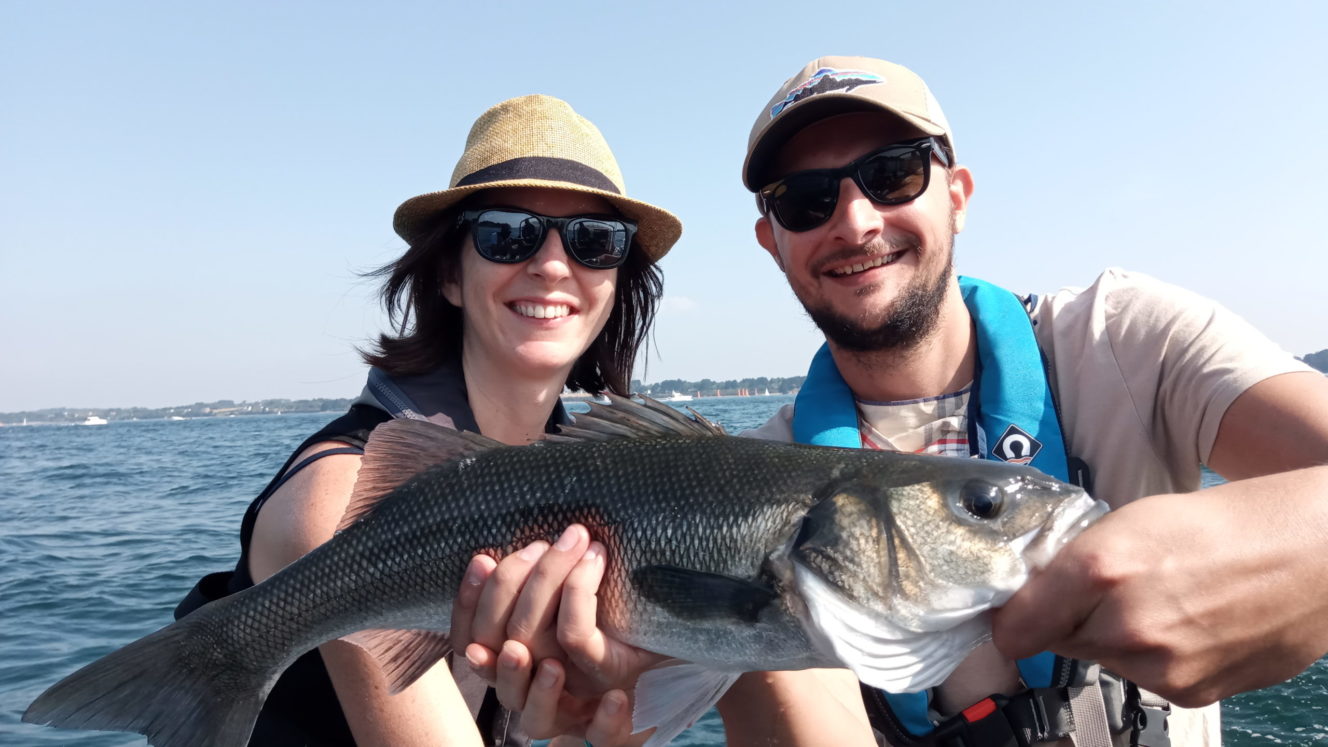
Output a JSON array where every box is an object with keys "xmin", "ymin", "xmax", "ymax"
[{"xmin": 3, "ymin": 1, "xmax": 1325, "ymax": 411}]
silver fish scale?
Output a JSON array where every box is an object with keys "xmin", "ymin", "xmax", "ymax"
[
  {"xmin": 250, "ymin": 435, "xmax": 853, "ymax": 673},
  {"xmin": 23, "ymin": 412, "xmax": 1098, "ymax": 747},
  {"xmin": 184, "ymin": 435, "xmax": 1062, "ymax": 675}
]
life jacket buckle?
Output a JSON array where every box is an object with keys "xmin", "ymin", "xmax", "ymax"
[
  {"xmin": 929, "ymin": 694, "xmax": 1028, "ymax": 747},
  {"xmin": 1130, "ymin": 702, "xmax": 1171, "ymax": 747}
]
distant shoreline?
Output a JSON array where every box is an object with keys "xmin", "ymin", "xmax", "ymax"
[
  {"xmin": 10, "ymin": 357, "xmax": 1324, "ymax": 426},
  {"xmin": 0, "ymin": 378, "xmax": 807, "ymax": 426}
]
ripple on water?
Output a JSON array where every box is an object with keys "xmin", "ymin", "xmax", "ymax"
[{"xmin": 3, "ymin": 406, "xmax": 1327, "ymax": 747}]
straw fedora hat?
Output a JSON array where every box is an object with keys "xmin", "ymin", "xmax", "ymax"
[{"xmin": 393, "ymin": 94, "xmax": 682, "ymax": 262}]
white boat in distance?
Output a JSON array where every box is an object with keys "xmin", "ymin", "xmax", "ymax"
[
  {"xmin": 662, "ymin": 391, "xmax": 693, "ymax": 402},
  {"xmin": 81, "ymin": 416, "xmax": 108, "ymax": 426}
]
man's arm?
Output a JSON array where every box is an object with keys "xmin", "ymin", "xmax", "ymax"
[{"xmin": 993, "ymin": 371, "xmax": 1328, "ymax": 706}]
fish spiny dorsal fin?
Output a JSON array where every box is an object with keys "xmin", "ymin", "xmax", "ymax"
[
  {"xmin": 338, "ymin": 419, "xmax": 503, "ymax": 531},
  {"xmin": 548, "ymin": 394, "xmax": 726, "ymax": 443},
  {"xmin": 341, "ymin": 628, "xmax": 453, "ymax": 694}
]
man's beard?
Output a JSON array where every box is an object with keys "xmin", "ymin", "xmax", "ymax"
[{"xmin": 799, "ymin": 235, "xmax": 954, "ymax": 353}]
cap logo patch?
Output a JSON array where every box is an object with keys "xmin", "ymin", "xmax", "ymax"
[
  {"xmin": 770, "ymin": 68, "xmax": 884, "ymax": 118},
  {"xmin": 993, "ymin": 424, "xmax": 1042, "ymax": 465}
]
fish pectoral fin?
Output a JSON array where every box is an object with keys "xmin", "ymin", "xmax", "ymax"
[
  {"xmin": 794, "ymin": 564, "xmax": 988, "ymax": 694},
  {"xmin": 631, "ymin": 565, "xmax": 778, "ymax": 623},
  {"xmin": 341, "ymin": 628, "xmax": 452, "ymax": 694},
  {"xmin": 339, "ymin": 420, "xmax": 503, "ymax": 530},
  {"xmin": 632, "ymin": 661, "xmax": 740, "ymax": 747}
]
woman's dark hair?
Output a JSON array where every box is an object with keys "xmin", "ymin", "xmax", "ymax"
[{"xmin": 360, "ymin": 204, "xmax": 662, "ymax": 396}]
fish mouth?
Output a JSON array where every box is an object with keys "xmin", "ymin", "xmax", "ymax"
[{"xmin": 1022, "ymin": 494, "xmax": 1109, "ymax": 569}]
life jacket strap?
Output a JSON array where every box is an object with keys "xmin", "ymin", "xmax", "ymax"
[
  {"xmin": 866, "ymin": 673, "xmax": 1171, "ymax": 747},
  {"xmin": 1067, "ymin": 663, "xmax": 1113, "ymax": 747},
  {"xmin": 923, "ymin": 688, "xmax": 1075, "ymax": 747}
]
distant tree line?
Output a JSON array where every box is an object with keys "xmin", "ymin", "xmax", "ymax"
[
  {"xmin": 0, "ymin": 398, "xmax": 357, "ymax": 426},
  {"xmin": 1301, "ymin": 349, "xmax": 1328, "ymax": 373},
  {"xmin": 21, "ymin": 353, "xmax": 1326, "ymax": 426},
  {"xmin": 2, "ymin": 380, "xmax": 810, "ymax": 425},
  {"xmin": 630, "ymin": 375, "xmax": 806, "ymax": 397}
]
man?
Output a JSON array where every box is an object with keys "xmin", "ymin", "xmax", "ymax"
[{"xmin": 452, "ymin": 56, "xmax": 1328, "ymax": 747}]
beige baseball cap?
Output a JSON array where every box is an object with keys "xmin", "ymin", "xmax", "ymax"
[
  {"xmin": 742, "ymin": 56, "xmax": 956, "ymax": 191},
  {"xmin": 394, "ymin": 94, "xmax": 682, "ymax": 261}
]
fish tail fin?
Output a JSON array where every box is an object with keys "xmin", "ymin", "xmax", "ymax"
[{"xmin": 23, "ymin": 616, "xmax": 272, "ymax": 747}]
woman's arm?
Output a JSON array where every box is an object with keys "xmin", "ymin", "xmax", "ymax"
[
  {"xmin": 248, "ymin": 443, "xmax": 483, "ymax": 747},
  {"xmin": 716, "ymin": 669, "xmax": 876, "ymax": 747}
]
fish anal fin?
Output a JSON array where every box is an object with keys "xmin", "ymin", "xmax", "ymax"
[
  {"xmin": 633, "ymin": 661, "xmax": 739, "ymax": 747},
  {"xmin": 338, "ymin": 420, "xmax": 503, "ymax": 531},
  {"xmin": 341, "ymin": 628, "xmax": 453, "ymax": 694},
  {"xmin": 631, "ymin": 565, "xmax": 777, "ymax": 624}
]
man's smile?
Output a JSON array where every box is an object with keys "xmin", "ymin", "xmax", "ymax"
[{"xmin": 827, "ymin": 250, "xmax": 906, "ymax": 277}]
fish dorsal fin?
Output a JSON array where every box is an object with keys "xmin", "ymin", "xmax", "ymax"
[
  {"xmin": 337, "ymin": 419, "xmax": 503, "ymax": 531},
  {"xmin": 633, "ymin": 661, "xmax": 741, "ymax": 747},
  {"xmin": 549, "ymin": 394, "xmax": 726, "ymax": 443},
  {"xmin": 341, "ymin": 628, "xmax": 453, "ymax": 694}
]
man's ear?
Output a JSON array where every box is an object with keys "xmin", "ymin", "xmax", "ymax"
[
  {"xmin": 755, "ymin": 216, "xmax": 785, "ymax": 271},
  {"xmin": 948, "ymin": 165, "xmax": 975, "ymax": 234}
]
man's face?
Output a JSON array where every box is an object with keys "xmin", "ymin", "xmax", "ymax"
[{"xmin": 755, "ymin": 112, "xmax": 973, "ymax": 352}]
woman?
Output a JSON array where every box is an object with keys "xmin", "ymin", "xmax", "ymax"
[{"xmin": 174, "ymin": 93, "xmax": 681, "ymax": 746}]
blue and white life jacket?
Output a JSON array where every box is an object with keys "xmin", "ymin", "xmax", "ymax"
[{"xmin": 791, "ymin": 277, "xmax": 1168, "ymax": 747}]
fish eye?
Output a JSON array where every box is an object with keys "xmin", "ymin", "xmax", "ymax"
[{"xmin": 960, "ymin": 480, "xmax": 1005, "ymax": 520}]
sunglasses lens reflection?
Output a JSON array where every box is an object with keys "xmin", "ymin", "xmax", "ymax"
[
  {"xmin": 763, "ymin": 140, "xmax": 935, "ymax": 232},
  {"xmin": 772, "ymin": 176, "xmax": 838, "ymax": 232},
  {"xmin": 568, "ymin": 218, "xmax": 630, "ymax": 267},
  {"xmin": 859, "ymin": 148, "xmax": 927, "ymax": 202},
  {"xmin": 468, "ymin": 209, "xmax": 633, "ymax": 269},
  {"xmin": 475, "ymin": 212, "xmax": 542, "ymax": 262}
]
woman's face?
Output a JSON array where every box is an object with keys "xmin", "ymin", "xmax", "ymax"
[{"xmin": 443, "ymin": 187, "xmax": 621, "ymax": 382}]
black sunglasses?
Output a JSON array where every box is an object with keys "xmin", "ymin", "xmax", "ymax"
[
  {"xmin": 457, "ymin": 207, "xmax": 637, "ymax": 269},
  {"xmin": 757, "ymin": 137, "xmax": 952, "ymax": 232}
]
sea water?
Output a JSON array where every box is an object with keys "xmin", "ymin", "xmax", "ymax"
[{"xmin": 1, "ymin": 398, "xmax": 1323, "ymax": 746}]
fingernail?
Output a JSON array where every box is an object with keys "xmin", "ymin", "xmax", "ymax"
[
  {"xmin": 554, "ymin": 526, "xmax": 579, "ymax": 551},
  {"xmin": 464, "ymin": 560, "xmax": 486, "ymax": 586},
  {"xmin": 518, "ymin": 541, "xmax": 549, "ymax": 561},
  {"xmin": 537, "ymin": 661, "xmax": 558, "ymax": 688},
  {"xmin": 602, "ymin": 692, "xmax": 623, "ymax": 715},
  {"xmin": 500, "ymin": 646, "xmax": 521, "ymax": 671},
  {"xmin": 465, "ymin": 646, "xmax": 484, "ymax": 670},
  {"xmin": 583, "ymin": 542, "xmax": 602, "ymax": 562}
]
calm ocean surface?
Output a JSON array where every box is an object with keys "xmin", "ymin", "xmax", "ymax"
[{"xmin": 1, "ymin": 396, "xmax": 1323, "ymax": 746}]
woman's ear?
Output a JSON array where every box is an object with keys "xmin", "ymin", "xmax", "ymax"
[{"xmin": 441, "ymin": 271, "xmax": 462, "ymax": 307}]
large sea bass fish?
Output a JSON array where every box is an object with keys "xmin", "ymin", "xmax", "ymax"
[{"xmin": 25, "ymin": 396, "xmax": 1106, "ymax": 747}]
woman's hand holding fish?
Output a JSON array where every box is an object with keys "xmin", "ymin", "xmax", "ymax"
[
  {"xmin": 992, "ymin": 468, "xmax": 1328, "ymax": 707},
  {"xmin": 452, "ymin": 525, "xmax": 666, "ymax": 743},
  {"xmin": 502, "ymin": 650, "xmax": 645, "ymax": 746}
]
